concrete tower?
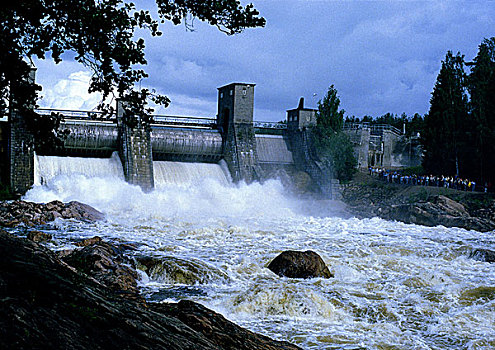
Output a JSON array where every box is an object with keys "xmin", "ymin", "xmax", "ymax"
[
  {"xmin": 217, "ymin": 83, "xmax": 260, "ymax": 183},
  {"xmin": 9, "ymin": 68, "xmax": 36, "ymax": 196},
  {"xmin": 287, "ymin": 97, "xmax": 317, "ymax": 131}
]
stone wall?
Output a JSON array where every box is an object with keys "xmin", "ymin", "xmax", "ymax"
[
  {"xmin": 117, "ymin": 102, "xmax": 154, "ymax": 192},
  {"xmin": 8, "ymin": 70, "xmax": 36, "ymax": 196},
  {"xmin": 286, "ymin": 129, "xmax": 334, "ymax": 197},
  {"xmin": 8, "ymin": 109, "xmax": 35, "ymax": 195},
  {"xmin": 225, "ymin": 122, "xmax": 260, "ymax": 182}
]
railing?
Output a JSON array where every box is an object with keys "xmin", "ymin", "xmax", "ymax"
[
  {"xmin": 253, "ymin": 121, "xmax": 287, "ymax": 130},
  {"xmin": 152, "ymin": 115, "xmax": 216, "ymax": 128},
  {"xmin": 370, "ymin": 124, "xmax": 402, "ymax": 136},
  {"xmin": 36, "ymin": 108, "xmax": 110, "ymax": 119},
  {"xmin": 343, "ymin": 122, "xmax": 402, "ymax": 136},
  {"xmin": 35, "ymin": 109, "xmax": 290, "ymax": 130}
]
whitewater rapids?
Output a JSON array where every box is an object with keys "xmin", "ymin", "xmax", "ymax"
[{"xmin": 23, "ymin": 154, "xmax": 495, "ymax": 349}]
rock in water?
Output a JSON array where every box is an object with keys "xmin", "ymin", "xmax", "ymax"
[
  {"xmin": 65, "ymin": 201, "xmax": 105, "ymax": 222},
  {"xmin": 0, "ymin": 200, "xmax": 104, "ymax": 227},
  {"xmin": 0, "ymin": 230, "xmax": 301, "ymax": 350},
  {"xmin": 62, "ymin": 240, "xmax": 141, "ymax": 300},
  {"xmin": 136, "ymin": 255, "xmax": 230, "ymax": 285},
  {"xmin": 154, "ymin": 300, "xmax": 300, "ymax": 350},
  {"xmin": 469, "ymin": 248, "xmax": 495, "ymax": 263},
  {"xmin": 74, "ymin": 236, "xmax": 103, "ymax": 247},
  {"xmin": 268, "ymin": 250, "xmax": 333, "ymax": 278},
  {"xmin": 27, "ymin": 230, "xmax": 52, "ymax": 243}
]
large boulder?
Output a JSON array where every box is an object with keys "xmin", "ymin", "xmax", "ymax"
[
  {"xmin": 0, "ymin": 230, "xmax": 301, "ymax": 350},
  {"xmin": 267, "ymin": 250, "xmax": 333, "ymax": 279},
  {"xmin": 136, "ymin": 255, "xmax": 230, "ymax": 285},
  {"xmin": 64, "ymin": 201, "xmax": 105, "ymax": 222}
]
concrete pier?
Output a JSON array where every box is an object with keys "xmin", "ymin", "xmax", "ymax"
[
  {"xmin": 8, "ymin": 69, "xmax": 36, "ymax": 196},
  {"xmin": 217, "ymin": 83, "xmax": 261, "ymax": 183},
  {"xmin": 117, "ymin": 101, "xmax": 154, "ymax": 192}
]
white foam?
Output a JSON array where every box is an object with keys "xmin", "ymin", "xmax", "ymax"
[{"xmin": 22, "ymin": 154, "xmax": 495, "ymax": 350}]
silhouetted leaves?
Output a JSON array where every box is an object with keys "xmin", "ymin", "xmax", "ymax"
[{"xmin": 0, "ymin": 0, "xmax": 264, "ymax": 145}]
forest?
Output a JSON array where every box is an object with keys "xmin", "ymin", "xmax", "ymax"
[{"xmin": 344, "ymin": 38, "xmax": 495, "ymax": 186}]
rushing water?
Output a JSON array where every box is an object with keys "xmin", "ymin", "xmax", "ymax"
[{"xmin": 23, "ymin": 155, "xmax": 495, "ymax": 350}]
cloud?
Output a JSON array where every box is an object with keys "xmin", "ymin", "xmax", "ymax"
[
  {"xmin": 39, "ymin": 70, "xmax": 102, "ymax": 111},
  {"xmin": 151, "ymin": 91, "xmax": 216, "ymax": 117},
  {"xmin": 33, "ymin": 0, "xmax": 495, "ymax": 121}
]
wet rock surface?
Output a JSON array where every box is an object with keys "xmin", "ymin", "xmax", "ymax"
[
  {"xmin": 0, "ymin": 230, "xmax": 301, "ymax": 350},
  {"xmin": 26, "ymin": 230, "xmax": 53, "ymax": 242},
  {"xmin": 268, "ymin": 250, "xmax": 333, "ymax": 279},
  {"xmin": 0, "ymin": 200, "xmax": 104, "ymax": 227},
  {"xmin": 154, "ymin": 300, "xmax": 300, "ymax": 350},
  {"xmin": 62, "ymin": 240, "xmax": 142, "ymax": 301},
  {"xmin": 469, "ymin": 248, "xmax": 495, "ymax": 263},
  {"xmin": 342, "ymin": 173, "xmax": 495, "ymax": 232},
  {"xmin": 136, "ymin": 255, "xmax": 230, "ymax": 285},
  {"xmin": 386, "ymin": 199, "xmax": 495, "ymax": 232}
]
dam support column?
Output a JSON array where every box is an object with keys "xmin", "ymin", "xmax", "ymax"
[
  {"xmin": 8, "ymin": 68, "xmax": 36, "ymax": 196},
  {"xmin": 381, "ymin": 130, "xmax": 396, "ymax": 168},
  {"xmin": 117, "ymin": 101, "xmax": 154, "ymax": 192},
  {"xmin": 286, "ymin": 98, "xmax": 334, "ymax": 197},
  {"xmin": 344, "ymin": 127, "xmax": 370, "ymax": 170},
  {"xmin": 217, "ymin": 83, "xmax": 261, "ymax": 183},
  {"xmin": 287, "ymin": 128, "xmax": 333, "ymax": 197}
]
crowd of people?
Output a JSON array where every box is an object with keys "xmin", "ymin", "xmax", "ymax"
[{"xmin": 368, "ymin": 166, "xmax": 492, "ymax": 193}]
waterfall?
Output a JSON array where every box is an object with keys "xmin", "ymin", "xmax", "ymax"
[
  {"xmin": 35, "ymin": 152, "xmax": 125, "ymax": 185},
  {"xmin": 153, "ymin": 160, "xmax": 231, "ymax": 187},
  {"xmin": 35, "ymin": 152, "xmax": 232, "ymax": 188}
]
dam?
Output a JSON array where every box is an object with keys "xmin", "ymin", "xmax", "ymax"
[{"xmin": 2, "ymin": 78, "xmax": 336, "ymax": 197}]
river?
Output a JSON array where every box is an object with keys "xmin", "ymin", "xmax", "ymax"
[{"xmin": 23, "ymin": 154, "xmax": 495, "ymax": 350}]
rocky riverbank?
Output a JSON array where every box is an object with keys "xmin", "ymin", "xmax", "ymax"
[
  {"xmin": 0, "ymin": 199, "xmax": 105, "ymax": 227},
  {"xmin": 342, "ymin": 172, "xmax": 495, "ymax": 232},
  {"xmin": 0, "ymin": 200, "xmax": 301, "ymax": 350}
]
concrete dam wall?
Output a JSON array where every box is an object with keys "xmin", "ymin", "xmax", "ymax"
[
  {"xmin": 52, "ymin": 121, "xmax": 223, "ymax": 162},
  {"xmin": 6, "ymin": 81, "xmax": 324, "ymax": 196},
  {"xmin": 4, "ymin": 77, "xmax": 341, "ymax": 198}
]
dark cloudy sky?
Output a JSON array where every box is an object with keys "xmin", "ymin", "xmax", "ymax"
[{"xmin": 34, "ymin": 0, "xmax": 495, "ymax": 122}]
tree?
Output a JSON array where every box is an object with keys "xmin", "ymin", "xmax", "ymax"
[
  {"xmin": 315, "ymin": 85, "xmax": 344, "ymax": 132},
  {"xmin": 407, "ymin": 113, "xmax": 424, "ymax": 138},
  {"xmin": 312, "ymin": 85, "xmax": 357, "ymax": 182},
  {"xmin": 467, "ymin": 37, "xmax": 495, "ymax": 184},
  {"xmin": 0, "ymin": 0, "xmax": 265, "ymax": 147},
  {"xmin": 422, "ymin": 51, "xmax": 469, "ymax": 177}
]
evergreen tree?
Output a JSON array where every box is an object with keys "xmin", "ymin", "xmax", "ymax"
[
  {"xmin": 467, "ymin": 37, "xmax": 495, "ymax": 184},
  {"xmin": 312, "ymin": 85, "xmax": 357, "ymax": 182},
  {"xmin": 422, "ymin": 51, "xmax": 469, "ymax": 177},
  {"xmin": 315, "ymin": 85, "xmax": 344, "ymax": 132},
  {"xmin": 407, "ymin": 113, "xmax": 424, "ymax": 138}
]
